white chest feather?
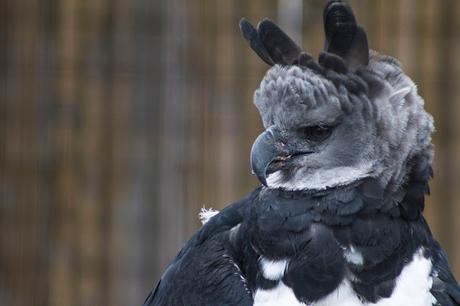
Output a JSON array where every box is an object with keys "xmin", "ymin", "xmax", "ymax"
[
  {"xmin": 266, "ymin": 163, "xmax": 373, "ymax": 191},
  {"xmin": 254, "ymin": 282, "xmax": 305, "ymax": 306},
  {"xmin": 253, "ymin": 250, "xmax": 436, "ymax": 306}
]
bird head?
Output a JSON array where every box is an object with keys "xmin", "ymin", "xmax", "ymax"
[{"xmin": 241, "ymin": 0, "xmax": 434, "ymax": 193}]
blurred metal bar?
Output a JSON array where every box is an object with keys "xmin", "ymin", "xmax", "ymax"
[
  {"xmin": 157, "ymin": 0, "xmax": 187, "ymax": 269},
  {"xmin": 277, "ymin": 0, "xmax": 303, "ymax": 46}
]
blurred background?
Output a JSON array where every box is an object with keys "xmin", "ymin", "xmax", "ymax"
[{"xmin": 1, "ymin": 0, "xmax": 460, "ymax": 305}]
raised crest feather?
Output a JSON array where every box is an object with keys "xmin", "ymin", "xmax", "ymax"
[
  {"xmin": 239, "ymin": 18, "xmax": 275, "ymax": 66},
  {"xmin": 323, "ymin": 0, "xmax": 369, "ymax": 69},
  {"xmin": 240, "ymin": 0, "xmax": 369, "ymax": 71},
  {"xmin": 257, "ymin": 19, "xmax": 302, "ymax": 65}
]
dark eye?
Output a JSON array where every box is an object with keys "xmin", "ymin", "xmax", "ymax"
[{"xmin": 300, "ymin": 125, "xmax": 332, "ymax": 142}]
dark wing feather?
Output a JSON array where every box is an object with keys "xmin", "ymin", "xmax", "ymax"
[
  {"xmin": 430, "ymin": 240, "xmax": 460, "ymax": 305},
  {"xmin": 142, "ymin": 191, "xmax": 258, "ymax": 306},
  {"xmin": 144, "ymin": 233, "xmax": 253, "ymax": 306}
]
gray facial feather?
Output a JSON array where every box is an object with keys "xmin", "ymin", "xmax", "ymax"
[{"xmin": 255, "ymin": 51, "xmax": 434, "ymax": 193}]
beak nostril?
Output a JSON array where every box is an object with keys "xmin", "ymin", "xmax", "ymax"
[{"xmin": 251, "ymin": 126, "xmax": 313, "ymax": 187}]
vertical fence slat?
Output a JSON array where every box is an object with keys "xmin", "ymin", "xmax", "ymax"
[{"xmin": 1, "ymin": 2, "xmax": 460, "ymax": 305}]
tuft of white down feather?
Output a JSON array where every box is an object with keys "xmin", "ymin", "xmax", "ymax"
[{"xmin": 199, "ymin": 207, "xmax": 220, "ymax": 225}]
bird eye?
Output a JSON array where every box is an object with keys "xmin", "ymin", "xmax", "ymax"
[{"xmin": 300, "ymin": 125, "xmax": 332, "ymax": 142}]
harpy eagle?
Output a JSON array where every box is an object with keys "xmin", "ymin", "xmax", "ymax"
[{"xmin": 143, "ymin": 1, "xmax": 460, "ymax": 305}]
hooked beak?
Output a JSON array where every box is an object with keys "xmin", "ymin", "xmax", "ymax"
[{"xmin": 250, "ymin": 126, "xmax": 312, "ymax": 186}]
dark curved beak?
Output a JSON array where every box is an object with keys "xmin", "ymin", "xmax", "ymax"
[
  {"xmin": 250, "ymin": 127, "xmax": 285, "ymax": 186},
  {"xmin": 250, "ymin": 126, "xmax": 312, "ymax": 186}
]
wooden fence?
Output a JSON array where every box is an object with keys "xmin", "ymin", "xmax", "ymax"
[{"xmin": 0, "ymin": 0, "xmax": 459, "ymax": 305}]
